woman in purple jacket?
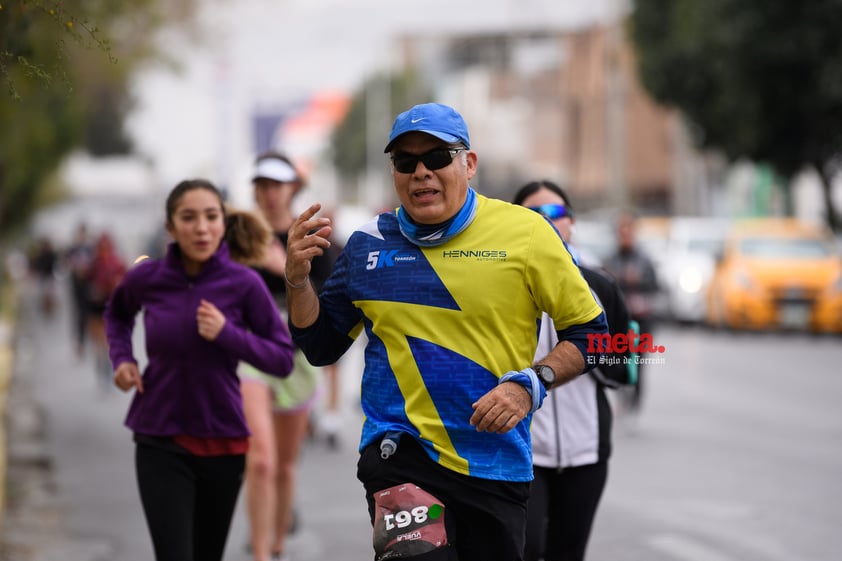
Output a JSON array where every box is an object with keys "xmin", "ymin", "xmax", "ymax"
[{"xmin": 105, "ymin": 179, "xmax": 296, "ymax": 561}]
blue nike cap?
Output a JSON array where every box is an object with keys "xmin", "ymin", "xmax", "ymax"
[{"xmin": 383, "ymin": 103, "xmax": 471, "ymax": 153}]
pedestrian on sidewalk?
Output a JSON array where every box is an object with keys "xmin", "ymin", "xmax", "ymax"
[
  {"xmin": 104, "ymin": 179, "xmax": 296, "ymax": 561},
  {"xmin": 284, "ymin": 103, "xmax": 608, "ymax": 560}
]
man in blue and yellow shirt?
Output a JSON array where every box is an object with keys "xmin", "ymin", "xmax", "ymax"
[{"xmin": 285, "ymin": 103, "xmax": 608, "ymax": 561}]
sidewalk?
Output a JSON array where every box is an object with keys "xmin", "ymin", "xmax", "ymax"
[
  {"xmin": 0, "ymin": 350, "xmax": 101, "ymax": 561},
  {"xmin": 0, "ymin": 281, "xmax": 372, "ymax": 560},
  {"xmin": 0, "ymin": 283, "xmax": 111, "ymax": 561}
]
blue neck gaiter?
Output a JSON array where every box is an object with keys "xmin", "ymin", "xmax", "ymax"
[{"xmin": 396, "ymin": 187, "xmax": 478, "ymax": 247}]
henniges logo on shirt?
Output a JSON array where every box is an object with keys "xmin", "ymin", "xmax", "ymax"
[
  {"xmin": 440, "ymin": 249, "xmax": 508, "ymax": 261},
  {"xmin": 366, "ymin": 250, "xmax": 419, "ymax": 269}
]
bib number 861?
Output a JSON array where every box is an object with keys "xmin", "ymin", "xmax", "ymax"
[{"xmin": 384, "ymin": 506, "xmax": 429, "ymax": 530}]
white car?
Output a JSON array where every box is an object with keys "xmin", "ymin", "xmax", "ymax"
[{"xmin": 659, "ymin": 217, "xmax": 731, "ymax": 323}]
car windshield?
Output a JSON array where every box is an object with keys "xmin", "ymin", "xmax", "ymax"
[{"xmin": 740, "ymin": 237, "xmax": 831, "ymax": 258}]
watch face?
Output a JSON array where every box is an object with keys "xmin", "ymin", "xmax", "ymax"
[{"xmin": 537, "ymin": 365, "xmax": 555, "ymax": 386}]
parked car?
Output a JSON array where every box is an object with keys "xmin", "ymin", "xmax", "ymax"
[
  {"xmin": 704, "ymin": 218, "xmax": 842, "ymax": 333},
  {"xmin": 659, "ymin": 217, "xmax": 730, "ymax": 323}
]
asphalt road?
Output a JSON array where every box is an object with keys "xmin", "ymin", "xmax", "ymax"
[{"xmin": 3, "ymin": 279, "xmax": 842, "ymax": 561}]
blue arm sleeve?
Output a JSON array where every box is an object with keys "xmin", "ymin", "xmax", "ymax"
[{"xmin": 556, "ymin": 311, "xmax": 608, "ymax": 373}]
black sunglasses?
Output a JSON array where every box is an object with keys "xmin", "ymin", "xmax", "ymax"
[
  {"xmin": 528, "ymin": 204, "xmax": 574, "ymax": 220},
  {"xmin": 390, "ymin": 148, "xmax": 466, "ymax": 174}
]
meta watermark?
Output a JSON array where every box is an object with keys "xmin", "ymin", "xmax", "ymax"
[{"xmin": 586, "ymin": 330, "xmax": 666, "ymax": 365}]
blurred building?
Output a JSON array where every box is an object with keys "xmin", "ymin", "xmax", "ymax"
[{"xmin": 394, "ymin": 23, "xmax": 715, "ymax": 215}]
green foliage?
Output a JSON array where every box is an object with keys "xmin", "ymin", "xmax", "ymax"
[
  {"xmin": 631, "ymin": 0, "xmax": 842, "ymax": 228},
  {"xmin": 0, "ymin": 0, "xmax": 197, "ymax": 239},
  {"xmin": 1, "ymin": 1, "xmax": 116, "ymax": 98},
  {"xmin": 331, "ymin": 68, "xmax": 433, "ymax": 180}
]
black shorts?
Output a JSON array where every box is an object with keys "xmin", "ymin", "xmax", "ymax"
[{"xmin": 357, "ymin": 435, "xmax": 529, "ymax": 561}]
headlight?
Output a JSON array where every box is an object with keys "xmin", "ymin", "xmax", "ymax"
[{"xmin": 679, "ymin": 268, "xmax": 704, "ymax": 294}]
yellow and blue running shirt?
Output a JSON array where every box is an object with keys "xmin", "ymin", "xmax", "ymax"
[{"xmin": 294, "ymin": 194, "xmax": 604, "ymax": 481}]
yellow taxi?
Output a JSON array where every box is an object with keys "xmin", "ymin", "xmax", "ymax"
[{"xmin": 705, "ymin": 218, "xmax": 842, "ymax": 333}]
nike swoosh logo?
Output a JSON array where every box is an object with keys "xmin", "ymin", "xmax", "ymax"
[{"xmin": 410, "ymin": 118, "xmax": 426, "ymax": 124}]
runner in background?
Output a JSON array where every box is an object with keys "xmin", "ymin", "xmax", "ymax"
[
  {"xmin": 513, "ymin": 180, "xmax": 633, "ymax": 561},
  {"xmin": 313, "ymin": 207, "xmax": 345, "ymax": 450},
  {"xmin": 63, "ymin": 222, "xmax": 94, "ymax": 358},
  {"xmin": 28, "ymin": 236, "xmax": 59, "ymax": 319},
  {"xmin": 240, "ymin": 152, "xmax": 338, "ymax": 561},
  {"xmin": 603, "ymin": 211, "xmax": 660, "ymax": 414},
  {"xmin": 85, "ymin": 232, "xmax": 126, "ymax": 392}
]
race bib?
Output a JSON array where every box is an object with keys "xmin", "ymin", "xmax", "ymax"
[{"xmin": 373, "ymin": 483, "xmax": 448, "ymax": 560}]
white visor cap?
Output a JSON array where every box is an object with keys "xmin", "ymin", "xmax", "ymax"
[{"xmin": 252, "ymin": 158, "xmax": 299, "ymax": 183}]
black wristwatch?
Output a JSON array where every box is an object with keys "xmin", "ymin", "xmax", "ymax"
[{"xmin": 534, "ymin": 364, "xmax": 556, "ymax": 390}]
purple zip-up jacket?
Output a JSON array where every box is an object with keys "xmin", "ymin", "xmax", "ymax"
[{"xmin": 105, "ymin": 242, "xmax": 295, "ymax": 439}]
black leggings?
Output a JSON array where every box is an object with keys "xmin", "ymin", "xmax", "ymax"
[
  {"xmin": 524, "ymin": 462, "xmax": 608, "ymax": 561},
  {"xmin": 135, "ymin": 442, "xmax": 245, "ymax": 561}
]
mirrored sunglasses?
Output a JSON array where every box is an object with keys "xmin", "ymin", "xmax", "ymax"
[
  {"xmin": 391, "ymin": 148, "xmax": 466, "ymax": 174},
  {"xmin": 528, "ymin": 204, "xmax": 574, "ymax": 220}
]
